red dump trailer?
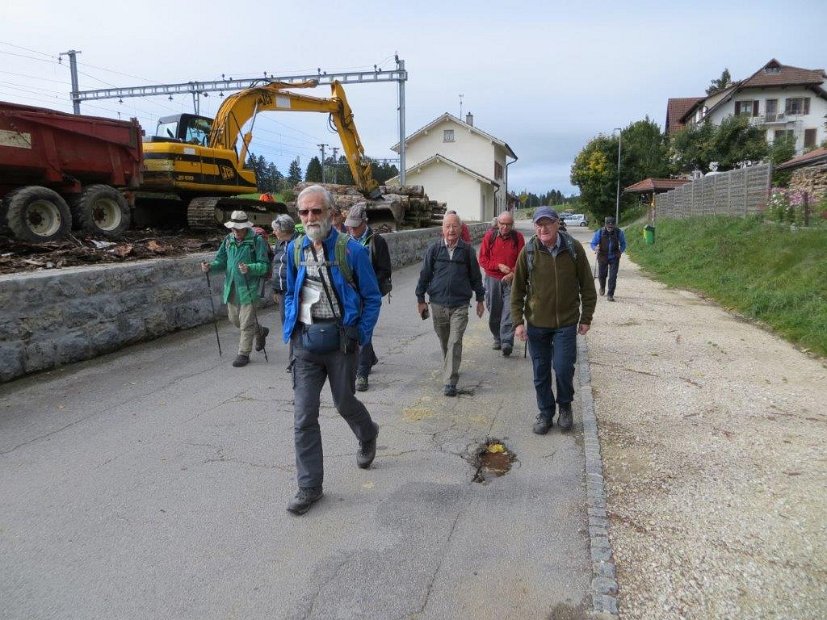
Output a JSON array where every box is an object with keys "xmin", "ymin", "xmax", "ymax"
[{"xmin": 0, "ymin": 101, "xmax": 143, "ymax": 242}]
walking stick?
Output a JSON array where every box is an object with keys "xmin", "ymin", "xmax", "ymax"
[
  {"xmin": 242, "ymin": 270, "xmax": 268, "ymax": 363},
  {"xmin": 204, "ymin": 270, "xmax": 222, "ymax": 357}
]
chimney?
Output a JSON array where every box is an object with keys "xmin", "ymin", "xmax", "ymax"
[{"xmin": 465, "ymin": 112, "xmax": 474, "ymax": 127}]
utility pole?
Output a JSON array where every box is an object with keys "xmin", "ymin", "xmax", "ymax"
[
  {"xmin": 614, "ymin": 128, "xmax": 622, "ymax": 225},
  {"xmin": 331, "ymin": 146, "xmax": 339, "ymax": 184},
  {"xmin": 397, "ymin": 55, "xmax": 406, "ymax": 185},
  {"xmin": 459, "ymin": 94, "xmax": 464, "ymax": 119},
  {"xmin": 59, "ymin": 50, "xmax": 81, "ymax": 114},
  {"xmin": 318, "ymin": 144, "xmax": 328, "ymax": 183}
]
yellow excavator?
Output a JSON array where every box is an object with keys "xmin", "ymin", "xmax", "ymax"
[{"xmin": 139, "ymin": 80, "xmax": 381, "ymax": 229}]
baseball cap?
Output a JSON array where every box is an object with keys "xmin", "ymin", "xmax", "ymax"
[
  {"xmin": 532, "ymin": 207, "xmax": 559, "ymax": 223},
  {"xmin": 345, "ymin": 203, "xmax": 368, "ymax": 227}
]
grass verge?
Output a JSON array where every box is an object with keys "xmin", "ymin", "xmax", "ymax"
[{"xmin": 626, "ymin": 216, "xmax": 827, "ymax": 358}]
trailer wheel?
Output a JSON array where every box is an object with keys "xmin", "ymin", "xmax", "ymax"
[
  {"xmin": 75, "ymin": 184, "xmax": 131, "ymax": 238},
  {"xmin": 6, "ymin": 186, "xmax": 72, "ymax": 243}
]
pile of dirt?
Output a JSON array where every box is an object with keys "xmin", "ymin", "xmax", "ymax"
[{"xmin": 0, "ymin": 229, "xmax": 226, "ymax": 276}]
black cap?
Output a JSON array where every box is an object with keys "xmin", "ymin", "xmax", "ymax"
[{"xmin": 605, "ymin": 216, "xmax": 616, "ymax": 225}]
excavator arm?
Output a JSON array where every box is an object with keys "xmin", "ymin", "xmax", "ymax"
[{"xmin": 209, "ymin": 80, "xmax": 380, "ymax": 198}]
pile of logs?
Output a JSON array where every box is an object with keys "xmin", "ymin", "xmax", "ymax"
[{"xmin": 292, "ymin": 182, "xmax": 446, "ymax": 231}]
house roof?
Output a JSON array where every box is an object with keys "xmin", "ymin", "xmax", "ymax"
[
  {"xmin": 776, "ymin": 147, "xmax": 827, "ymax": 170},
  {"xmin": 680, "ymin": 59, "xmax": 827, "ymax": 124},
  {"xmin": 390, "ymin": 112, "xmax": 517, "ymax": 159},
  {"xmin": 666, "ymin": 97, "xmax": 704, "ymax": 134},
  {"xmin": 624, "ymin": 178, "xmax": 691, "ymax": 194},
  {"xmin": 386, "ymin": 153, "xmax": 500, "ymax": 187}
]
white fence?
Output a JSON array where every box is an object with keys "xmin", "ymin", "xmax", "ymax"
[{"xmin": 655, "ymin": 164, "xmax": 771, "ymax": 219}]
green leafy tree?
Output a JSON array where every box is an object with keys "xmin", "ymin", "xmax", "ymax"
[
  {"xmin": 670, "ymin": 122, "xmax": 716, "ymax": 172},
  {"xmin": 287, "ymin": 157, "xmax": 303, "ymax": 186},
  {"xmin": 706, "ymin": 68, "xmax": 732, "ymax": 95},
  {"xmin": 770, "ymin": 133, "xmax": 797, "ymax": 186},
  {"xmin": 712, "ymin": 114, "xmax": 769, "ymax": 169},
  {"xmin": 570, "ymin": 135, "xmax": 617, "ymax": 218},
  {"xmin": 305, "ymin": 156, "xmax": 323, "ymax": 182}
]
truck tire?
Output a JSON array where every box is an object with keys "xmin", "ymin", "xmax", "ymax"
[
  {"xmin": 6, "ymin": 186, "xmax": 72, "ymax": 243},
  {"xmin": 74, "ymin": 184, "xmax": 131, "ymax": 238}
]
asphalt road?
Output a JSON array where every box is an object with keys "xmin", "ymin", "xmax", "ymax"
[{"xmin": 0, "ymin": 223, "xmax": 595, "ymax": 619}]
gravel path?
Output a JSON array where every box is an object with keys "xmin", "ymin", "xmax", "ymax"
[{"xmin": 585, "ymin": 250, "xmax": 826, "ymax": 619}]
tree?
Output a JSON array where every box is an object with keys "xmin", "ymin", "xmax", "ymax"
[
  {"xmin": 570, "ymin": 135, "xmax": 617, "ymax": 218},
  {"xmin": 287, "ymin": 157, "xmax": 303, "ymax": 186},
  {"xmin": 671, "ymin": 115, "xmax": 768, "ymax": 174},
  {"xmin": 706, "ymin": 68, "xmax": 732, "ymax": 95},
  {"xmin": 305, "ymin": 156, "xmax": 323, "ymax": 182},
  {"xmin": 769, "ymin": 133, "xmax": 797, "ymax": 186},
  {"xmin": 335, "ymin": 155, "xmax": 354, "ymax": 185}
]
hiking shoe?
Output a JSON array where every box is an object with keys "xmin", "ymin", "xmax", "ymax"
[
  {"xmin": 558, "ymin": 404, "xmax": 573, "ymax": 431},
  {"xmin": 371, "ymin": 353, "xmax": 379, "ymax": 367},
  {"xmin": 599, "ymin": 287, "xmax": 605, "ymax": 296},
  {"xmin": 357, "ymin": 422, "xmax": 379, "ymax": 469},
  {"xmin": 286, "ymin": 486, "xmax": 323, "ymax": 515},
  {"xmin": 255, "ymin": 326, "xmax": 269, "ymax": 351},
  {"xmin": 533, "ymin": 414, "xmax": 553, "ymax": 435},
  {"xmin": 356, "ymin": 375, "xmax": 369, "ymax": 392},
  {"xmin": 607, "ymin": 295, "xmax": 615, "ymax": 302},
  {"xmin": 232, "ymin": 354, "xmax": 250, "ymax": 367},
  {"xmin": 443, "ymin": 384, "xmax": 457, "ymax": 397},
  {"xmin": 492, "ymin": 342, "xmax": 502, "ymax": 350},
  {"xmin": 502, "ymin": 345, "xmax": 513, "ymax": 357}
]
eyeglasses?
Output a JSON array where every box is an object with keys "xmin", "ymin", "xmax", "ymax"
[
  {"xmin": 535, "ymin": 220, "xmax": 559, "ymax": 227},
  {"xmin": 297, "ymin": 208, "xmax": 325, "ymax": 217}
]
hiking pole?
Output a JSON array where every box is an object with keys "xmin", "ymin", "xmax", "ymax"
[
  {"xmin": 242, "ymin": 269, "xmax": 268, "ymax": 363},
  {"xmin": 204, "ymin": 270, "xmax": 222, "ymax": 357}
]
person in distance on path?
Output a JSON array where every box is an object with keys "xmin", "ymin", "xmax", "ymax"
[
  {"xmin": 478, "ymin": 211, "xmax": 525, "ymax": 356},
  {"xmin": 416, "ymin": 212, "xmax": 485, "ymax": 398},
  {"xmin": 511, "ymin": 207, "xmax": 597, "ymax": 434},
  {"xmin": 200, "ymin": 210, "xmax": 270, "ymax": 368},
  {"xmin": 590, "ymin": 216, "xmax": 626, "ymax": 302}
]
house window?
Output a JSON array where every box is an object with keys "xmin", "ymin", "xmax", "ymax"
[
  {"xmin": 804, "ymin": 128, "xmax": 817, "ymax": 149},
  {"xmin": 774, "ymin": 129, "xmax": 794, "ymax": 142},
  {"xmin": 765, "ymin": 99, "xmax": 778, "ymax": 121},
  {"xmin": 494, "ymin": 161, "xmax": 503, "ymax": 181},
  {"xmin": 785, "ymin": 97, "xmax": 811, "ymax": 115},
  {"xmin": 735, "ymin": 101, "xmax": 758, "ymax": 117},
  {"xmin": 443, "ymin": 129, "xmax": 455, "ymax": 143}
]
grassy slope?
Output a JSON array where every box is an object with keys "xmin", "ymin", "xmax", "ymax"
[{"xmin": 626, "ymin": 216, "xmax": 827, "ymax": 358}]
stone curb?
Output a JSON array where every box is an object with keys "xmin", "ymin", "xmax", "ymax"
[{"xmin": 578, "ymin": 335, "xmax": 619, "ymax": 617}]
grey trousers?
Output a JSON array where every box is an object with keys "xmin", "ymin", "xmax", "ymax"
[
  {"xmin": 484, "ymin": 275, "xmax": 514, "ymax": 348},
  {"xmin": 291, "ymin": 331, "xmax": 377, "ymax": 489},
  {"xmin": 431, "ymin": 303, "xmax": 469, "ymax": 386}
]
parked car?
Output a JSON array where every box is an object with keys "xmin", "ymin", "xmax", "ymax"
[{"xmin": 562, "ymin": 213, "xmax": 588, "ymax": 227}]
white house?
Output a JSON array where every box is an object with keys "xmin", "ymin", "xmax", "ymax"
[
  {"xmin": 388, "ymin": 113, "xmax": 517, "ymax": 223},
  {"xmin": 680, "ymin": 59, "xmax": 827, "ymax": 154}
]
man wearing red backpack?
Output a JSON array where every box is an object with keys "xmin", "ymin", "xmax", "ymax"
[{"xmin": 478, "ymin": 211, "xmax": 525, "ymax": 356}]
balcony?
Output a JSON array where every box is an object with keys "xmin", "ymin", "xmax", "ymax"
[{"xmin": 749, "ymin": 113, "xmax": 791, "ymax": 126}]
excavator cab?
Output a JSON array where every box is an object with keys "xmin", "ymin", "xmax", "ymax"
[{"xmin": 147, "ymin": 114, "xmax": 213, "ymax": 146}]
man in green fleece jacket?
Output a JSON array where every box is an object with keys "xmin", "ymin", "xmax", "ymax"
[
  {"xmin": 511, "ymin": 207, "xmax": 597, "ymax": 434},
  {"xmin": 201, "ymin": 210, "xmax": 270, "ymax": 367}
]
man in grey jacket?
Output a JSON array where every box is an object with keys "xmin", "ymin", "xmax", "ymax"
[{"xmin": 415, "ymin": 212, "xmax": 485, "ymax": 397}]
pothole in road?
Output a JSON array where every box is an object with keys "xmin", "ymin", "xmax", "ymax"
[{"xmin": 471, "ymin": 438, "xmax": 516, "ymax": 483}]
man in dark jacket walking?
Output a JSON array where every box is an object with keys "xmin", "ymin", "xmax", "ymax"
[
  {"xmin": 590, "ymin": 216, "xmax": 627, "ymax": 302},
  {"xmin": 416, "ymin": 212, "xmax": 485, "ymax": 397},
  {"xmin": 511, "ymin": 207, "xmax": 597, "ymax": 434},
  {"xmin": 271, "ymin": 214, "xmax": 299, "ymax": 371},
  {"xmin": 345, "ymin": 203, "xmax": 392, "ymax": 392}
]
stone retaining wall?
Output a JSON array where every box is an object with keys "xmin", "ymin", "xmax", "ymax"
[{"xmin": 0, "ymin": 224, "xmax": 489, "ymax": 383}]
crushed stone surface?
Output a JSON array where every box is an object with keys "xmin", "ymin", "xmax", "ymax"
[{"xmin": 586, "ymin": 252, "xmax": 826, "ymax": 619}]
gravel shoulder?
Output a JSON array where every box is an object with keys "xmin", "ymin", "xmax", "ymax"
[{"xmin": 586, "ymin": 249, "xmax": 826, "ymax": 619}]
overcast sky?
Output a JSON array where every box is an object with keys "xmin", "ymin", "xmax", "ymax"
[{"xmin": 2, "ymin": 0, "xmax": 825, "ymax": 195}]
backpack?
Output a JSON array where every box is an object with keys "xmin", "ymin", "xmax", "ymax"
[
  {"xmin": 292, "ymin": 232, "xmax": 355, "ymax": 288},
  {"xmin": 364, "ymin": 233, "xmax": 393, "ymax": 297},
  {"xmin": 485, "ymin": 228, "xmax": 519, "ymax": 251},
  {"xmin": 524, "ymin": 231, "xmax": 577, "ymax": 289}
]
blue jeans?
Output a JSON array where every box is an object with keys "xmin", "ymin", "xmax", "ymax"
[{"xmin": 527, "ymin": 323, "xmax": 577, "ymax": 420}]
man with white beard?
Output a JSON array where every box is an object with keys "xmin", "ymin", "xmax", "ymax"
[{"xmin": 281, "ymin": 185, "xmax": 382, "ymax": 515}]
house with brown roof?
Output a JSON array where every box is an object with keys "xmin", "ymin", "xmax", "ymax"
[
  {"xmin": 678, "ymin": 59, "xmax": 827, "ymax": 154},
  {"xmin": 665, "ymin": 97, "xmax": 704, "ymax": 134},
  {"xmin": 388, "ymin": 112, "xmax": 517, "ymax": 223}
]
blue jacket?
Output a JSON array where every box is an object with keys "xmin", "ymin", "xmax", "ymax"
[
  {"xmin": 283, "ymin": 228, "xmax": 382, "ymax": 346},
  {"xmin": 590, "ymin": 227, "xmax": 627, "ymax": 263}
]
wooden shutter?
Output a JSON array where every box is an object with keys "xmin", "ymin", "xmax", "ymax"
[
  {"xmin": 734, "ymin": 102, "xmax": 742, "ymax": 115},
  {"xmin": 804, "ymin": 128, "xmax": 816, "ymax": 148},
  {"xmin": 804, "ymin": 98, "xmax": 811, "ymax": 115},
  {"xmin": 753, "ymin": 101, "xmax": 759, "ymax": 116}
]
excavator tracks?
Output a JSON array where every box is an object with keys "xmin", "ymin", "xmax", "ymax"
[{"xmin": 186, "ymin": 197, "xmax": 222, "ymax": 230}]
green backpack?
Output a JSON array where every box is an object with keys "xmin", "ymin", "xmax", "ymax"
[{"xmin": 292, "ymin": 233, "xmax": 355, "ymax": 287}]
